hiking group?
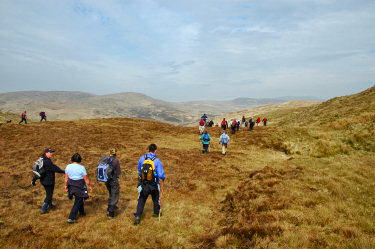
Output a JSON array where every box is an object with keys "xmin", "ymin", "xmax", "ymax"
[
  {"xmin": 17, "ymin": 110, "xmax": 48, "ymax": 124},
  {"xmin": 198, "ymin": 113, "xmax": 268, "ymax": 155},
  {"xmin": 32, "ymin": 144, "xmax": 165, "ymax": 225}
]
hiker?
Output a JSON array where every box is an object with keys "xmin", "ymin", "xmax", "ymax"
[
  {"xmin": 103, "ymin": 147, "xmax": 121, "ymax": 218},
  {"xmin": 249, "ymin": 117, "xmax": 255, "ymax": 131},
  {"xmin": 201, "ymin": 113, "xmax": 207, "ymax": 125},
  {"xmin": 134, "ymin": 144, "xmax": 165, "ymax": 225},
  {"xmin": 231, "ymin": 119, "xmax": 236, "ymax": 134},
  {"xmin": 199, "ymin": 119, "xmax": 205, "ymax": 134},
  {"xmin": 221, "ymin": 118, "xmax": 228, "ymax": 132},
  {"xmin": 65, "ymin": 153, "xmax": 92, "ymax": 223},
  {"xmin": 219, "ymin": 131, "xmax": 230, "ymax": 155},
  {"xmin": 19, "ymin": 111, "xmax": 27, "ymax": 124},
  {"xmin": 31, "ymin": 148, "xmax": 65, "ymax": 214},
  {"xmin": 40, "ymin": 111, "xmax": 47, "ymax": 121},
  {"xmin": 256, "ymin": 117, "xmax": 261, "ymax": 126},
  {"xmin": 208, "ymin": 120, "xmax": 214, "ymax": 127},
  {"xmin": 242, "ymin": 115, "xmax": 246, "ymax": 127},
  {"xmin": 200, "ymin": 130, "xmax": 211, "ymax": 154},
  {"xmin": 236, "ymin": 119, "xmax": 241, "ymax": 132},
  {"xmin": 263, "ymin": 117, "xmax": 267, "ymax": 126},
  {"xmin": 245, "ymin": 121, "xmax": 248, "ymax": 127}
]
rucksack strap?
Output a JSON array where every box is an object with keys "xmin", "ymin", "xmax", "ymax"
[{"xmin": 144, "ymin": 154, "xmax": 157, "ymax": 161}]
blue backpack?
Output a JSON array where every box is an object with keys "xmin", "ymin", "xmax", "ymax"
[
  {"xmin": 203, "ymin": 133, "xmax": 210, "ymax": 142},
  {"xmin": 97, "ymin": 156, "xmax": 114, "ymax": 182}
]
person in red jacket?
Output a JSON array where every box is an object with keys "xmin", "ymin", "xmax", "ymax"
[
  {"xmin": 221, "ymin": 118, "xmax": 228, "ymax": 132},
  {"xmin": 262, "ymin": 117, "xmax": 267, "ymax": 126},
  {"xmin": 199, "ymin": 119, "xmax": 205, "ymax": 134},
  {"xmin": 256, "ymin": 117, "xmax": 261, "ymax": 126}
]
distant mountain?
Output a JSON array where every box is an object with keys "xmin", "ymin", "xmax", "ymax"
[{"xmin": 0, "ymin": 91, "xmax": 318, "ymax": 125}]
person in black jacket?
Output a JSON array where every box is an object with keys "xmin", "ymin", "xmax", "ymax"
[{"xmin": 32, "ymin": 148, "xmax": 65, "ymax": 214}]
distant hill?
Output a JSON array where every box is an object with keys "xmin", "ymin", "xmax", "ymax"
[{"xmin": 0, "ymin": 91, "xmax": 299, "ymax": 125}]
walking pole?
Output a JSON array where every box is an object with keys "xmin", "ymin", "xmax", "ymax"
[{"xmin": 159, "ymin": 180, "xmax": 164, "ymax": 223}]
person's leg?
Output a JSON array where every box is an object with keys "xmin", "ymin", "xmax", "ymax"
[
  {"xmin": 42, "ymin": 185, "xmax": 54, "ymax": 212},
  {"xmin": 105, "ymin": 181, "xmax": 112, "ymax": 212},
  {"xmin": 151, "ymin": 185, "xmax": 161, "ymax": 215},
  {"xmin": 68, "ymin": 196, "xmax": 83, "ymax": 220},
  {"xmin": 108, "ymin": 179, "xmax": 119, "ymax": 216},
  {"xmin": 134, "ymin": 193, "xmax": 148, "ymax": 217},
  {"xmin": 222, "ymin": 144, "xmax": 225, "ymax": 155}
]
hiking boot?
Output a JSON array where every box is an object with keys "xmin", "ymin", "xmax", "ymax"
[
  {"xmin": 49, "ymin": 204, "xmax": 56, "ymax": 210},
  {"xmin": 152, "ymin": 213, "xmax": 161, "ymax": 218},
  {"xmin": 79, "ymin": 212, "xmax": 86, "ymax": 216},
  {"xmin": 134, "ymin": 216, "xmax": 141, "ymax": 225},
  {"xmin": 67, "ymin": 219, "xmax": 76, "ymax": 224},
  {"xmin": 41, "ymin": 209, "xmax": 49, "ymax": 214},
  {"xmin": 108, "ymin": 212, "xmax": 115, "ymax": 219}
]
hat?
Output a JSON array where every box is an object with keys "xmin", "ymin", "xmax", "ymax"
[
  {"xmin": 44, "ymin": 148, "xmax": 55, "ymax": 153},
  {"xmin": 109, "ymin": 147, "xmax": 118, "ymax": 155}
]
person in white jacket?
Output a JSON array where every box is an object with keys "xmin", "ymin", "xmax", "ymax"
[{"xmin": 219, "ymin": 132, "xmax": 230, "ymax": 155}]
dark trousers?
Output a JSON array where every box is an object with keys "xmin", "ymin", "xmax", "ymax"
[
  {"xmin": 231, "ymin": 126, "xmax": 236, "ymax": 134},
  {"xmin": 250, "ymin": 122, "xmax": 254, "ymax": 131},
  {"xmin": 43, "ymin": 185, "xmax": 54, "ymax": 205},
  {"xmin": 134, "ymin": 185, "xmax": 160, "ymax": 217},
  {"xmin": 19, "ymin": 117, "xmax": 27, "ymax": 124},
  {"xmin": 40, "ymin": 116, "xmax": 46, "ymax": 121},
  {"xmin": 68, "ymin": 195, "xmax": 84, "ymax": 220},
  {"xmin": 202, "ymin": 144, "xmax": 209, "ymax": 153},
  {"xmin": 105, "ymin": 179, "xmax": 119, "ymax": 213},
  {"xmin": 263, "ymin": 121, "xmax": 267, "ymax": 126}
]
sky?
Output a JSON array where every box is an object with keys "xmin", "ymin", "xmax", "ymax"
[{"xmin": 0, "ymin": 0, "xmax": 374, "ymax": 101}]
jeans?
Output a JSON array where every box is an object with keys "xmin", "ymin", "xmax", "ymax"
[{"xmin": 68, "ymin": 195, "xmax": 84, "ymax": 220}]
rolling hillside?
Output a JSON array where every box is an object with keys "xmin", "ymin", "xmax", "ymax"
[
  {"xmin": 0, "ymin": 87, "xmax": 374, "ymax": 248},
  {"xmin": 0, "ymin": 91, "xmax": 311, "ymax": 125}
]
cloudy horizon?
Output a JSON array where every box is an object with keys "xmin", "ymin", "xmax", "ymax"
[{"xmin": 0, "ymin": 0, "xmax": 374, "ymax": 101}]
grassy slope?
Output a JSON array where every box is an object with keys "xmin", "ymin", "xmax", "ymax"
[{"xmin": 0, "ymin": 87, "xmax": 374, "ymax": 248}]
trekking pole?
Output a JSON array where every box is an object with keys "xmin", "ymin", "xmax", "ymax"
[{"xmin": 159, "ymin": 180, "xmax": 164, "ymax": 223}]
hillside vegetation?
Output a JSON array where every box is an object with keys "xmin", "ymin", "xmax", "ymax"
[
  {"xmin": 0, "ymin": 91, "xmax": 290, "ymax": 126},
  {"xmin": 0, "ymin": 87, "xmax": 374, "ymax": 248}
]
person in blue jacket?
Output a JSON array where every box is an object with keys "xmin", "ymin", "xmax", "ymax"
[
  {"xmin": 134, "ymin": 144, "xmax": 165, "ymax": 225},
  {"xmin": 32, "ymin": 148, "xmax": 65, "ymax": 214},
  {"xmin": 200, "ymin": 131, "xmax": 211, "ymax": 154}
]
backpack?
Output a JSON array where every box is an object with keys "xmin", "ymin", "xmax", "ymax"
[
  {"xmin": 21, "ymin": 113, "xmax": 24, "ymax": 118},
  {"xmin": 200, "ymin": 119, "xmax": 204, "ymax": 126},
  {"xmin": 221, "ymin": 134, "xmax": 229, "ymax": 144},
  {"xmin": 222, "ymin": 120, "xmax": 226, "ymax": 126},
  {"xmin": 97, "ymin": 156, "xmax": 114, "ymax": 182},
  {"xmin": 203, "ymin": 133, "xmax": 210, "ymax": 142},
  {"xmin": 139, "ymin": 155, "xmax": 157, "ymax": 185},
  {"xmin": 32, "ymin": 157, "xmax": 45, "ymax": 179}
]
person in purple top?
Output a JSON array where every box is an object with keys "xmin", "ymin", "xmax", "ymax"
[{"xmin": 134, "ymin": 144, "xmax": 165, "ymax": 225}]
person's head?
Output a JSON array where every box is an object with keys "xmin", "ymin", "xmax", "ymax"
[
  {"xmin": 71, "ymin": 153, "xmax": 82, "ymax": 163},
  {"xmin": 222, "ymin": 131, "xmax": 226, "ymax": 134},
  {"xmin": 148, "ymin": 144, "xmax": 157, "ymax": 153},
  {"xmin": 109, "ymin": 147, "xmax": 118, "ymax": 156},
  {"xmin": 223, "ymin": 118, "xmax": 225, "ymax": 120},
  {"xmin": 43, "ymin": 148, "xmax": 55, "ymax": 158},
  {"xmin": 24, "ymin": 110, "xmax": 27, "ymax": 113}
]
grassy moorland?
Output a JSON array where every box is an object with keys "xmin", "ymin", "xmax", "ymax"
[{"xmin": 0, "ymin": 86, "xmax": 374, "ymax": 248}]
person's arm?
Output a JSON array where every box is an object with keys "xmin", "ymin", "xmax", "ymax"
[
  {"xmin": 113, "ymin": 159, "xmax": 121, "ymax": 178},
  {"xmin": 65, "ymin": 173, "xmax": 69, "ymax": 192},
  {"xmin": 31, "ymin": 175, "xmax": 38, "ymax": 185},
  {"xmin": 155, "ymin": 160, "xmax": 165, "ymax": 181},
  {"xmin": 83, "ymin": 175, "xmax": 92, "ymax": 192},
  {"xmin": 52, "ymin": 164, "xmax": 65, "ymax": 174}
]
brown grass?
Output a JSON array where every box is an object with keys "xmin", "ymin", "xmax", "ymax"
[{"xmin": 0, "ymin": 86, "xmax": 375, "ymax": 248}]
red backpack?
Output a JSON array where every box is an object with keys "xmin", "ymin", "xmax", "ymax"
[
  {"xmin": 222, "ymin": 120, "xmax": 226, "ymax": 126},
  {"xmin": 200, "ymin": 119, "xmax": 204, "ymax": 126}
]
